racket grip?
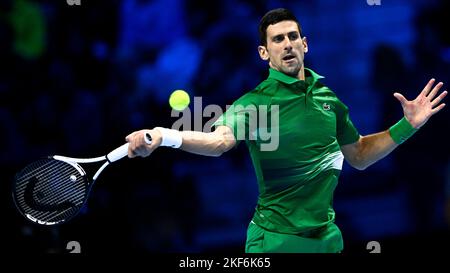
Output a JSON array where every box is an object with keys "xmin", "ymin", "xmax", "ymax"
[
  {"xmin": 108, "ymin": 133, "xmax": 151, "ymax": 162},
  {"xmin": 107, "ymin": 143, "xmax": 129, "ymax": 162}
]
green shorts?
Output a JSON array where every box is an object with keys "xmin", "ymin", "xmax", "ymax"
[{"xmin": 245, "ymin": 221, "xmax": 343, "ymax": 253}]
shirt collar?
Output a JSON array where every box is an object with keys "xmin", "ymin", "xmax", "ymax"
[{"xmin": 268, "ymin": 67, "xmax": 324, "ymax": 86}]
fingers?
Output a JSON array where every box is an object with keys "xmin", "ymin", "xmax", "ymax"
[
  {"xmin": 431, "ymin": 90, "xmax": 448, "ymax": 106},
  {"xmin": 126, "ymin": 130, "xmax": 153, "ymax": 158},
  {"xmin": 420, "ymin": 78, "xmax": 436, "ymax": 97},
  {"xmin": 430, "ymin": 89, "xmax": 448, "ymax": 116},
  {"xmin": 125, "ymin": 132, "xmax": 136, "ymax": 142},
  {"xmin": 427, "ymin": 81, "xmax": 444, "ymax": 100},
  {"xmin": 393, "ymin": 92, "xmax": 408, "ymax": 106},
  {"xmin": 127, "ymin": 135, "xmax": 137, "ymax": 158},
  {"xmin": 431, "ymin": 103, "xmax": 446, "ymax": 115}
]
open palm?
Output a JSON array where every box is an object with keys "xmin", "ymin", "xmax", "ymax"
[{"xmin": 394, "ymin": 79, "xmax": 447, "ymax": 129}]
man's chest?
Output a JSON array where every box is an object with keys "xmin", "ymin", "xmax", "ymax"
[{"xmin": 274, "ymin": 91, "xmax": 338, "ymax": 148}]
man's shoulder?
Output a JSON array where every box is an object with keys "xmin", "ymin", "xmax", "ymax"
[
  {"xmin": 313, "ymin": 80, "xmax": 333, "ymax": 94},
  {"xmin": 253, "ymin": 77, "xmax": 281, "ymax": 96},
  {"xmin": 233, "ymin": 78, "xmax": 277, "ymax": 103},
  {"xmin": 310, "ymin": 82, "xmax": 352, "ymax": 112},
  {"xmin": 313, "ymin": 82, "xmax": 344, "ymax": 101}
]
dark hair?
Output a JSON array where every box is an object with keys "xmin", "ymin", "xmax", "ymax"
[{"xmin": 258, "ymin": 8, "xmax": 303, "ymax": 46}]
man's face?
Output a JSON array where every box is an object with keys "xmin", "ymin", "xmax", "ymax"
[{"xmin": 258, "ymin": 20, "xmax": 308, "ymax": 78}]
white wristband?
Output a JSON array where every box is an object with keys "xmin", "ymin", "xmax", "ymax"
[{"xmin": 155, "ymin": 127, "xmax": 182, "ymax": 148}]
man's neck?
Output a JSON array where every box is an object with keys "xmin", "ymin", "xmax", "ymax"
[
  {"xmin": 269, "ymin": 64, "xmax": 306, "ymax": 80},
  {"xmin": 297, "ymin": 66, "xmax": 305, "ymax": 81}
]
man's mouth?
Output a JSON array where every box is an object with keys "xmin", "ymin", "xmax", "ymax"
[{"xmin": 282, "ymin": 54, "xmax": 296, "ymax": 61}]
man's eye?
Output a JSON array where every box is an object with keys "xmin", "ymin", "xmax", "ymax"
[
  {"xmin": 273, "ymin": 36, "xmax": 284, "ymax": 43},
  {"xmin": 289, "ymin": 33, "xmax": 299, "ymax": 40}
]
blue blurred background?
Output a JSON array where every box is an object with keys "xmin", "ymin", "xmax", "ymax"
[{"xmin": 1, "ymin": 0, "xmax": 450, "ymax": 254}]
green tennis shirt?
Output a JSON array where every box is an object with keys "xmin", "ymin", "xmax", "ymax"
[{"xmin": 214, "ymin": 68, "xmax": 360, "ymax": 235}]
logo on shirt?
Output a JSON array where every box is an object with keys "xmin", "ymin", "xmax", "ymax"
[{"xmin": 322, "ymin": 103, "xmax": 331, "ymax": 111}]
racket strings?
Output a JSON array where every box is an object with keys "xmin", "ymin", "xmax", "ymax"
[
  {"xmin": 16, "ymin": 162, "xmax": 82, "ymax": 201},
  {"xmin": 14, "ymin": 159, "xmax": 88, "ymax": 224},
  {"xmin": 16, "ymin": 161, "xmax": 84, "ymax": 204},
  {"xmin": 17, "ymin": 158, "xmax": 83, "ymax": 184},
  {"xmin": 30, "ymin": 204, "xmax": 77, "ymax": 224},
  {"xmin": 27, "ymin": 166, "xmax": 83, "ymax": 205}
]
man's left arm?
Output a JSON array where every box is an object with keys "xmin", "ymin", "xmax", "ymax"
[{"xmin": 341, "ymin": 78, "xmax": 447, "ymax": 170}]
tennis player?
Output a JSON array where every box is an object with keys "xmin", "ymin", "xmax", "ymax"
[{"xmin": 126, "ymin": 8, "xmax": 447, "ymax": 252}]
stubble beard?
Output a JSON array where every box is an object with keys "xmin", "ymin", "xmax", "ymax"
[{"xmin": 281, "ymin": 64, "xmax": 301, "ymax": 78}]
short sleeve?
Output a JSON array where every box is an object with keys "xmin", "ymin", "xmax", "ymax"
[
  {"xmin": 212, "ymin": 94, "xmax": 259, "ymax": 145},
  {"xmin": 335, "ymin": 98, "xmax": 360, "ymax": 146}
]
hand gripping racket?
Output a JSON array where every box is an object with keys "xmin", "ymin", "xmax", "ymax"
[{"xmin": 12, "ymin": 134, "xmax": 152, "ymax": 225}]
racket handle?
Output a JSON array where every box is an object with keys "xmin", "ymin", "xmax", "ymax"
[
  {"xmin": 107, "ymin": 133, "xmax": 152, "ymax": 162},
  {"xmin": 107, "ymin": 143, "xmax": 129, "ymax": 162}
]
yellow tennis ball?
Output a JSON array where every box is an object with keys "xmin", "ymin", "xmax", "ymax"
[{"xmin": 169, "ymin": 90, "xmax": 190, "ymax": 111}]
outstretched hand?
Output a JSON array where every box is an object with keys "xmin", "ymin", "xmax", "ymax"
[
  {"xmin": 393, "ymin": 79, "xmax": 447, "ymax": 129},
  {"xmin": 125, "ymin": 129, "xmax": 162, "ymax": 158}
]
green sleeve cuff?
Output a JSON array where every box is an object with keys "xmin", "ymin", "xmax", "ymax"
[{"xmin": 389, "ymin": 117, "xmax": 418, "ymax": 144}]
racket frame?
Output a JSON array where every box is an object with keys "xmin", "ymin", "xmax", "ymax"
[{"xmin": 14, "ymin": 135, "xmax": 151, "ymax": 225}]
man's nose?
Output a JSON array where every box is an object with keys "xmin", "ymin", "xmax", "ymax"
[{"xmin": 283, "ymin": 37, "xmax": 293, "ymax": 50}]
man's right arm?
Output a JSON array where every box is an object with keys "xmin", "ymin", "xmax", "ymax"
[
  {"xmin": 125, "ymin": 125, "xmax": 236, "ymax": 158},
  {"xmin": 179, "ymin": 125, "xmax": 237, "ymax": 156}
]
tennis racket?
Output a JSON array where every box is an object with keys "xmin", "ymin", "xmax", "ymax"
[{"xmin": 12, "ymin": 133, "xmax": 152, "ymax": 225}]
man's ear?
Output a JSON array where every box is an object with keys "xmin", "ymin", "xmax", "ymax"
[
  {"xmin": 258, "ymin": 45, "xmax": 269, "ymax": 61},
  {"xmin": 302, "ymin": 37, "xmax": 308, "ymax": 54}
]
